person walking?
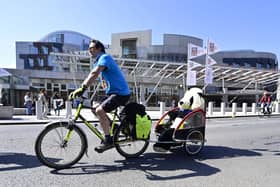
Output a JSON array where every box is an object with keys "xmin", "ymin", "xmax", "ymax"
[
  {"xmin": 38, "ymin": 88, "xmax": 49, "ymax": 119},
  {"xmin": 53, "ymin": 92, "xmax": 63, "ymax": 116},
  {"xmin": 259, "ymin": 90, "xmax": 271, "ymax": 114},
  {"xmin": 24, "ymin": 92, "xmax": 33, "ymax": 115}
]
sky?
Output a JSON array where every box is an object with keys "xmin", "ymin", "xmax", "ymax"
[{"xmin": 0, "ymin": 0, "xmax": 279, "ymax": 68}]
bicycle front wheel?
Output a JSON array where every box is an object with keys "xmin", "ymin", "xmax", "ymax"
[
  {"xmin": 114, "ymin": 124, "xmax": 149, "ymax": 158},
  {"xmin": 35, "ymin": 122, "xmax": 87, "ymax": 169}
]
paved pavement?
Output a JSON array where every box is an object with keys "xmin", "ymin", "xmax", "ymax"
[
  {"xmin": 1, "ymin": 115, "xmax": 280, "ymax": 187},
  {"xmin": 1, "ymin": 108, "xmax": 279, "ymax": 125}
]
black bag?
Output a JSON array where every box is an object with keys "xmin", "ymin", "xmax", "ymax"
[
  {"xmin": 120, "ymin": 102, "xmax": 151, "ymax": 139},
  {"xmin": 120, "ymin": 102, "xmax": 146, "ymax": 124}
]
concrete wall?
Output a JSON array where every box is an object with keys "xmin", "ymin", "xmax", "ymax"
[{"xmin": 110, "ymin": 30, "xmax": 152, "ymax": 58}]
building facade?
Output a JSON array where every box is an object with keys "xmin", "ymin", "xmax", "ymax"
[
  {"xmin": 6, "ymin": 31, "xmax": 91, "ymax": 107},
  {"xmin": 2, "ymin": 29, "xmax": 278, "ymax": 107},
  {"xmin": 16, "ymin": 30, "xmax": 91, "ymax": 71}
]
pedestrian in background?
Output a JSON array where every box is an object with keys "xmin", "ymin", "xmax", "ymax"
[
  {"xmin": 24, "ymin": 92, "xmax": 33, "ymax": 115},
  {"xmin": 53, "ymin": 92, "xmax": 63, "ymax": 116},
  {"xmin": 171, "ymin": 99, "xmax": 177, "ymax": 108},
  {"xmin": 1, "ymin": 91, "xmax": 9, "ymax": 106},
  {"xmin": 38, "ymin": 88, "xmax": 48, "ymax": 119}
]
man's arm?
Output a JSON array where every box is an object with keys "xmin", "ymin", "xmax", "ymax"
[{"xmin": 82, "ymin": 66, "xmax": 105, "ymax": 87}]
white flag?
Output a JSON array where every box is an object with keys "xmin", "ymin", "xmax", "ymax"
[
  {"xmin": 207, "ymin": 40, "xmax": 218, "ymax": 54},
  {"xmin": 187, "ymin": 70, "xmax": 197, "ymax": 86},
  {"xmin": 188, "ymin": 43, "xmax": 206, "ymax": 59},
  {"xmin": 205, "ymin": 67, "xmax": 213, "ymax": 84},
  {"xmin": 188, "ymin": 60, "xmax": 202, "ymax": 70},
  {"xmin": 206, "ymin": 56, "xmax": 217, "ymax": 67}
]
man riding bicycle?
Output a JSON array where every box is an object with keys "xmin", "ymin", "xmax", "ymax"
[
  {"xmin": 259, "ymin": 90, "xmax": 271, "ymax": 114},
  {"xmin": 69, "ymin": 39, "xmax": 130, "ymax": 152}
]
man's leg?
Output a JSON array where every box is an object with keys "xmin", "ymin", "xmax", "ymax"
[
  {"xmin": 93, "ymin": 94, "xmax": 129, "ymax": 153},
  {"xmin": 94, "ymin": 105, "xmax": 114, "ymax": 153},
  {"xmin": 95, "ymin": 106, "xmax": 110, "ymax": 135}
]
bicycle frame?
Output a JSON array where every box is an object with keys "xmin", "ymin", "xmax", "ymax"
[
  {"xmin": 64, "ymin": 98, "xmax": 120, "ymax": 143},
  {"xmin": 35, "ymin": 98, "xmax": 150, "ymax": 169}
]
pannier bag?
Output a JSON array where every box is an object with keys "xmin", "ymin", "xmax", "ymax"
[
  {"xmin": 120, "ymin": 102, "xmax": 152, "ymax": 140},
  {"xmin": 136, "ymin": 114, "xmax": 152, "ymax": 139}
]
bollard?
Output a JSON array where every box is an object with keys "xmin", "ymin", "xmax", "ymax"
[
  {"xmin": 36, "ymin": 101, "xmax": 43, "ymax": 120},
  {"xmin": 242, "ymin": 103, "xmax": 247, "ymax": 115},
  {"xmin": 275, "ymin": 102, "xmax": 280, "ymax": 113},
  {"xmin": 252, "ymin": 103, "xmax": 256, "ymax": 114},
  {"xmin": 66, "ymin": 101, "xmax": 72, "ymax": 118},
  {"xmin": 208, "ymin": 102, "xmax": 213, "ymax": 116},
  {"xmin": 160, "ymin": 102, "xmax": 165, "ymax": 116},
  {"xmin": 232, "ymin": 103, "xmax": 237, "ymax": 118},
  {"xmin": 221, "ymin": 102, "xmax": 225, "ymax": 115}
]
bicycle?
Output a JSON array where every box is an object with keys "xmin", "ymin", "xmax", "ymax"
[
  {"xmin": 35, "ymin": 96, "xmax": 150, "ymax": 169},
  {"xmin": 257, "ymin": 103, "xmax": 272, "ymax": 118}
]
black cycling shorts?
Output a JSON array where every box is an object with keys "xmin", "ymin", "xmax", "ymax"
[{"xmin": 101, "ymin": 94, "xmax": 130, "ymax": 113}]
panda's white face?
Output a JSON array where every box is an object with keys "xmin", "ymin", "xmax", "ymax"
[
  {"xmin": 178, "ymin": 87, "xmax": 204, "ymax": 110},
  {"xmin": 179, "ymin": 99, "xmax": 192, "ymax": 110},
  {"xmin": 178, "ymin": 91, "xmax": 193, "ymax": 110}
]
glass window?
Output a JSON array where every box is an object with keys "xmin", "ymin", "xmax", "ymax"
[
  {"xmin": 54, "ymin": 87, "xmax": 59, "ymax": 92},
  {"xmin": 47, "ymin": 83, "xmax": 52, "ymax": 90},
  {"xmin": 38, "ymin": 58, "xmax": 44, "ymax": 66},
  {"xmin": 233, "ymin": 63, "xmax": 239, "ymax": 68},
  {"xmin": 244, "ymin": 63, "xmax": 251, "ymax": 68},
  {"xmin": 56, "ymin": 34, "xmax": 64, "ymax": 43},
  {"xmin": 122, "ymin": 39, "xmax": 137, "ymax": 58},
  {"xmin": 161, "ymin": 87, "xmax": 171, "ymax": 94},
  {"xmin": 42, "ymin": 46, "xmax": 48, "ymax": 54},
  {"xmin": 266, "ymin": 63, "xmax": 271, "ymax": 69},
  {"xmin": 29, "ymin": 46, "xmax": 38, "ymax": 54},
  {"xmin": 29, "ymin": 58, "xmax": 34, "ymax": 67},
  {"xmin": 256, "ymin": 63, "xmax": 262, "ymax": 69},
  {"xmin": 61, "ymin": 84, "xmax": 67, "ymax": 90},
  {"xmin": 52, "ymin": 46, "xmax": 59, "ymax": 53}
]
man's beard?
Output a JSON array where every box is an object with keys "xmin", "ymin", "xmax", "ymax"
[{"xmin": 89, "ymin": 53, "xmax": 97, "ymax": 58}]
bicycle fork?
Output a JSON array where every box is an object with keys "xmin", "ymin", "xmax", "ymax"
[{"xmin": 61, "ymin": 119, "xmax": 89, "ymax": 157}]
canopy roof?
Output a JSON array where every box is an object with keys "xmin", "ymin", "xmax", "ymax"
[
  {"xmin": 51, "ymin": 52, "xmax": 280, "ymax": 86},
  {"xmin": 0, "ymin": 68, "xmax": 11, "ymax": 77}
]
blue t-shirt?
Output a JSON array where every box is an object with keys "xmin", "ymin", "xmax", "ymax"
[{"xmin": 94, "ymin": 53, "xmax": 130, "ymax": 95}]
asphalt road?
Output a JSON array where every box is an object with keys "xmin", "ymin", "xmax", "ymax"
[{"xmin": 0, "ymin": 116, "xmax": 280, "ymax": 187}]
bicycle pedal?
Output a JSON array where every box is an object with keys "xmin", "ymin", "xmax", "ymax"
[{"xmin": 94, "ymin": 144, "xmax": 114, "ymax": 153}]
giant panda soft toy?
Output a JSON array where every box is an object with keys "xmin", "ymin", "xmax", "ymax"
[
  {"xmin": 171, "ymin": 87, "xmax": 205, "ymax": 128},
  {"xmin": 178, "ymin": 87, "xmax": 205, "ymax": 110},
  {"xmin": 153, "ymin": 87, "xmax": 205, "ymax": 152}
]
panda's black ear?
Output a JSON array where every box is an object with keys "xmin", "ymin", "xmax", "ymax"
[{"xmin": 190, "ymin": 96, "xmax": 193, "ymax": 106}]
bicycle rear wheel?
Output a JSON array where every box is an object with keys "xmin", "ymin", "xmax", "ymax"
[
  {"xmin": 35, "ymin": 122, "xmax": 87, "ymax": 169},
  {"xmin": 114, "ymin": 124, "xmax": 149, "ymax": 158},
  {"xmin": 184, "ymin": 130, "xmax": 204, "ymax": 155}
]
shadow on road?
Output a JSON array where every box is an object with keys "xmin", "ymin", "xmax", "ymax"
[
  {"xmin": 0, "ymin": 152, "xmax": 41, "ymax": 172},
  {"xmin": 50, "ymin": 145, "xmax": 262, "ymax": 180},
  {"xmin": 196, "ymin": 145, "xmax": 262, "ymax": 160},
  {"xmin": 252, "ymin": 148, "xmax": 280, "ymax": 156}
]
